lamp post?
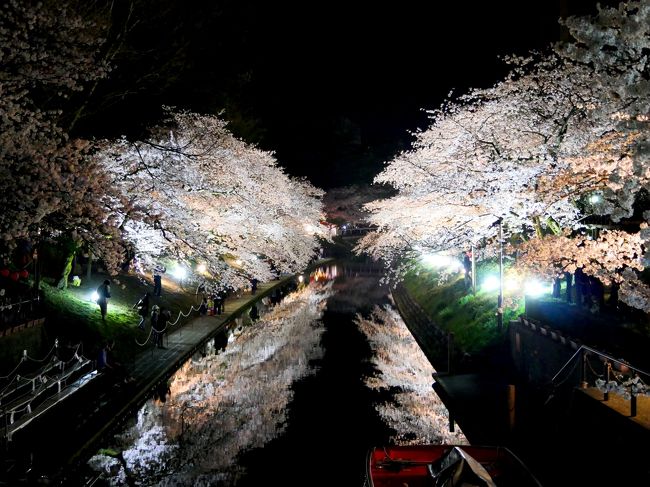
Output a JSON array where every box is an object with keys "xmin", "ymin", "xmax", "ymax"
[
  {"xmin": 496, "ymin": 218, "xmax": 504, "ymax": 331},
  {"xmin": 471, "ymin": 244, "xmax": 476, "ymax": 294}
]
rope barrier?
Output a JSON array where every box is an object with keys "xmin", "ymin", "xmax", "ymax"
[
  {"xmin": 25, "ymin": 342, "xmax": 58, "ymax": 363},
  {"xmin": 135, "ymin": 303, "xmax": 201, "ymax": 346},
  {"xmin": 165, "ymin": 305, "xmax": 199, "ymax": 330},
  {"xmin": 0, "ymin": 297, "xmax": 39, "ymax": 311},
  {"xmin": 135, "ymin": 326, "xmax": 154, "ymax": 347},
  {"xmin": 585, "ymin": 355, "xmax": 605, "ymax": 380},
  {"xmin": 0, "ymin": 358, "xmax": 25, "ymax": 381},
  {"xmin": 0, "ymin": 375, "xmax": 20, "ymax": 396},
  {"xmin": 19, "ymin": 360, "xmax": 58, "ymax": 381},
  {"xmin": 0, "ymin": 341, "xmax": 87, "ymax": 393}
]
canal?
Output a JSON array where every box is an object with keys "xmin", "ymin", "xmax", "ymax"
[{"xmin": 83, "ymin": 263, "xmax": 460, "ymax": 485}]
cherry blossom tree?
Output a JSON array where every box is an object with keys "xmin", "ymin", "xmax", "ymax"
[
  {"xmin": 0, "ymin": 0, "xmax": 129, "ymax": 280},
  {"xmin": 323, "ymin": 184, "xmax": 394, "ymax": 225},
  {"xmin": 101, "ymin": 111, "xmax": 325, "ymax": 289},
  {"xmin": 358, "ymin": 0, "xmax": 650, "ymax": 309}
]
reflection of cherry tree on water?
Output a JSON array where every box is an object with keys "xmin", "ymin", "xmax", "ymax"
[
  {"xmin": 88, "ymin": 283, "xmax": 333, "ymax": 485},
  {"xmin": 357, "ymin": 1, "xmax": 650, "ymax": 311},
  {"xmin": 356, "ymin": 305, "xmax": 467, "ymax": 446}
]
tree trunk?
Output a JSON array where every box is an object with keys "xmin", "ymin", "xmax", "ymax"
[
  {"xmin": 86, "ymin": 250, "xmax": 93, "ymax": 280},
  {"xmin": 552, "ymin": 278, "xmax": 561, "ymax": 298},
  {"xmin": 564, "ymin": 272, "xmax": 573, "ymax": 303},
  {"xmin": 546, "ymin": 216, "xmax": 562, "ymax": 236},
  {"xmin": 532, "ymin": 216, "xmax": 544, "ymax": 238},
  {"xmin": 57, "ymin": 251, "xmax": 75, "ymax": 289}
]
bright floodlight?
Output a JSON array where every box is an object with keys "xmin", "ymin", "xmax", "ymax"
[
  {"xmin": 524, "ymin": 279, "xmax": 549, "ymax": 297},
  {"xmin": 481, "ymin": 275, "xmax": 500, "ymax": 292},
  {"xmin": 505, "ymin": 276, "xmax": 519, "ymax": 292},
  {"xmin": 172, "ymin": 266, "xmax": 187, "ymax": 279},
  {"xmin": 298, "ymin": 275, "xmax": 304, "ymax": 283},
  {"xmin": 421, "ymin": 253, "xmax": 463, "ymax": 272},
  {"xmin": 196, "ymin": 263, "xmax": 207, "ymax": 273},
  {"xmin": 90, "ymin": 291, "xmax": 99, "ymax": 302},
  {"xmin": 589, "ymin": 194, "xmax": 602, "ymax": 204}
]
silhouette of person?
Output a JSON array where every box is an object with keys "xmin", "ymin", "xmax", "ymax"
[
  {"xmin": 153, "ymin": 265, "xmax": 165, "ymax": 297},
  {"xmin": 96, "ymin": 279, "xmax": 111, "ymax": 322},
  {"xmin": 133, "ymin": 292, "xmax": 150, "ymax": 330}
]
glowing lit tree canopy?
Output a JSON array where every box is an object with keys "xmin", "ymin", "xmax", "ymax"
[
  {"xmin": 102, "ymin": 111, "xmax": 325, "ymax": 288},
  {"xmin": 358, "ymin": 0, "xmax": 650, "ymax": 310}
]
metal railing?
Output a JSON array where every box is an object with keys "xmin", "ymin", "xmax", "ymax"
[{"xmin": 551, "ymin": 344, "xmax": 650, "ymax": 417}]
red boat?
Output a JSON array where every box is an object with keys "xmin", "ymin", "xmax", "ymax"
[{"xmin": 366, "ymin": 445, "xmax": 543, "ymax": 487}]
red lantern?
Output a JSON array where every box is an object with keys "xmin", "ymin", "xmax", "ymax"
[
  {"xmin": 0, "ymin": 269, "xmax": 9, "ymax": 278},
  {"xmin": 19, "ymin": 270, "xmax": 29, "ymax": 279},
  {"xmin": 10, "ymin": 272, "xmax": 19, "ymax": 281}
]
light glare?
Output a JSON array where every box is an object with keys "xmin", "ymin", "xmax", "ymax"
[
  {"xmin": 172, "ymin": 266, "xmax": 187, "ymax": 279},
  {"xmin": 505, "ymin": 276, "xmax": 519, "ymax": 292},
  {"xmin": 524, "ymin": 279, "xmax": 550, "ymax": 297},
  {"xmin": 481, "ymin": 275, "xmax": 500, "ymax": 292},
  {"xmin": 421, "ymin": 253, "xmax": 463, "ymax": 272}
]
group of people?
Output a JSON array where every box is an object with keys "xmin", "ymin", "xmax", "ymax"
[
  {"xmin": 96, "ymin": 265, "xmax": 167, "ymax": 323},
  {"xmin": 98, "ymin": 262, "xmax": 291, "ymax": 362},
  {"xmin": 197, "ymin": 283, "xmax": 225, "ymax": 316}
]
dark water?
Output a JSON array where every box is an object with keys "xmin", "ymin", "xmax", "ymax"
[{"xmin": 235, "ymin": 271, "xmax": 394, "ymax": 487}]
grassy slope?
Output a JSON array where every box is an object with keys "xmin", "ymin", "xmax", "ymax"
[
  {"xmin": 402, "ymin": 266, "xmax": 523, "ymax": 355},
  {"xmin": 41, "ymin": 272, "xmax": 202, "ymax": 365}
]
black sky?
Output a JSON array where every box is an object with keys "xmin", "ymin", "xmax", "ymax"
[{"xmin": 81, "ymin": 0, "xmax": 620, "ymax": 189}]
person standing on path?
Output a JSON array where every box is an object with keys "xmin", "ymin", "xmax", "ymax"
[
  {"xmin": 198, "ymin": 297, "xmax": 208, "ymax": 316},
  {"xmin": 156, "ymin": 307, "xmax": 171, "ymax": 349},
  {"xmin": 153, "ymin": 265, "xmax": 165, "ymax": 297},
  {"xmin": 134, "ymin": 292, "xmax": 150, "ymax": 330},
  {"xmin": 151, "ymin": 305, "xmax": 162, "ymax": 348},
  {"xmin": 96, "ymin": 279, "xmax": 111, "ymax": 322},
  {"xmin": 214, "ymin": 289, "xmax": 224, "ymax": 315}
]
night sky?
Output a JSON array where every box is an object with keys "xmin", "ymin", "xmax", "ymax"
[{"xmin": 80, "ymin": 0, "xmax": 619, "ymax": 189}]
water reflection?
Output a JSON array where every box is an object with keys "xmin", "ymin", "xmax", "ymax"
[
  {"xmin": 87, "ymin": 284, "xmax": 333, "ymax": 485},
  {"xmin": 309, "ymin": 263, "xmax": 338, "ymax": 282},
  {"xmin": 152, "ymin": 381, "xmax": 171, "ymax": 404}
]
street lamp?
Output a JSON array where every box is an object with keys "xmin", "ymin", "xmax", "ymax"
[{"xmin": 493, "ymin": 218, "xmax": 504, "ymax": 331}]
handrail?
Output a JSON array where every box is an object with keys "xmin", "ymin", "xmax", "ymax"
[
  {"xmin": 551, "ymin": 344, "xmax": 650, "ymax": 384},
  {"xmin": 550, "ymin": 347, "xmax": 585, "ymax": 384}
]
